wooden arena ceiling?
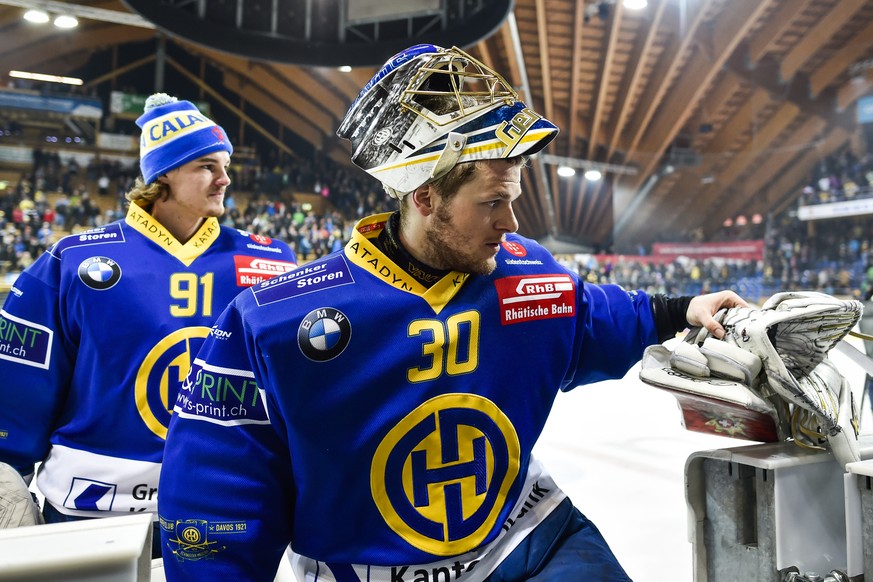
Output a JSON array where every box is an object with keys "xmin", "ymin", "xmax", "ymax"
[{"xmin": 3, "ymin": 0, "xmax": 873, "ymax": 251}]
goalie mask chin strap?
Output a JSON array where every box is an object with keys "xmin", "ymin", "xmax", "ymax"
[{"xmin": 430, "ymin": 132, "xmax": 467, "ymax": 181}]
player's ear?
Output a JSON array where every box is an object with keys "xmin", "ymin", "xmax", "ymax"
[{"xmin": 410, "ymin": 184, "xmax": 435, "ymax": 217}]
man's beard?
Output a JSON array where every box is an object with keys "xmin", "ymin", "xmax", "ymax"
[{"xmin": 422, "ymin": 202, "xmax": 497, "ymax": 275}]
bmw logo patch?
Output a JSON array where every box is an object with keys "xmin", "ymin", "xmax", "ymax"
[
  {"xmin": 297, "ymin": 307, "xmax": 351, "ymax": 362},
  {"xmin": 77, "ymin": 257, "xmax": 121, "ymax": 290}
]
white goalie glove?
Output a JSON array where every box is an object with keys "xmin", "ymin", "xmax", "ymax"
[
  {"xmin": 0, "ymin": 462, "xmax": 42, "ymax": 528},
  {"xmin": 641, "ymin": 335, "xmax": 789, "ymax": 443},
  {"xmin": 641, "ymin": 291, "xmax": 863, "ymax": 469}
]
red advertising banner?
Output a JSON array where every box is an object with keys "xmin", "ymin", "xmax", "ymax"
[{"xmin": 651, "ymin": 240, "xmax": 764, "ymax": 261}]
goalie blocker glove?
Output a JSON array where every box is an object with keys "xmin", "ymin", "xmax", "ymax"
[
  {"xmin": 640, "ymin": 335, "xmax": 789, "ymax": 443},
  {"xmin": 641, "ymin": 291, "xmax": 863, "ymax": 469}
]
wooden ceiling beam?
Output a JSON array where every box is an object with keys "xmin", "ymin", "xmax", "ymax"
[
  {"xmin": 3, "ymin": 24, "xmax": 153, "ymax": 73},
  {"xmin": 534, "ymin": 0, "xmax": 554, "ymax": 121},
  {"xmin": 519, "ymin": 170, "xmax": 546, "ymax": 236},
  {"xmin": 553, "ymin": 0, "xmax": 591, "ymax": 236},
  {"xmin": 271, "ymin": 66, "xmax": 349, "ymax": 120},
  {"xmin": 213, "ymin": 55, "xmax": 333, "ymax": 134},
  {"xmin": 622, "ymin": 0, "xmax": 773, "ymax": 202},
  {"xmin": 530, "ymin": 0, "xmax": 556, "ymax": 238},
  {"xmin": 700, "ymin": 87, "xmax": 772, "ymax": 154},
  {"xmin": 475, "ymin": 39, "xmax": 494, "ymax": 69},
  {"xmin": 701, "ymin": 115, "xmax": 827, "ymax": 233},
  {"xmin": 726, "ymin": 50, "xmax": 857, "ymax": 133},
  {"xmin": 167, "ymin": 56, "xmax": 316, "ymax": 156},
  {"xmin": 645, "ymin": 99, "xmax": 800, "ymax": 240},
  {"xmin": 616, "ymin": 0, "xmax": 711, "ymax": 164},
  {"xmin": 220, "ymin": 70, "xmax": 323, "ymax": 148},
  {"xmin": 84, "ymin": 54, "xmax": 155, "ymax": 88},
  {"xmin": 587, "ymin": 0, "xmax": 622, "ymax": 159},
  {"xmin": 626, "ymin": 86, "xmax": 771, "ymax": 240},
  {"xmin": 571, "ymin": 3, "xmax": 624, "ymax": 236},
  {"xmin": 837, "ymin": 71, "xmax": 873, "ymax": 112},
  {"xmin": 605, "ymin": 0, "xmax": 667, "ymax": 161},
  {"xmin": 498, "ymin": 19, "xmax": 523, "ymax": 92},
  {"xmin": 809, "ymin": 18, "xmax": 873, "ymax": 97},
  {"xmin": 611, "ymin": 0, "xmax": 713, "ymax": 227},
  {"xmin": 779, "ymin": 0, "xmax": 866, "ymax": 81},
  {"xmin": 312, "ymin": 66, "xmax": 375, "ymax": 103},
  {"xmin": 698, "ymin": 70, "xmax": 744, "ymax": 127},
  {"xmin": 566, "ymin": 0, "xmax": 587, "ymax": 159},
  {"xmin": 747, "ymin": 0, "xmax": 813, "ymax": 64}
]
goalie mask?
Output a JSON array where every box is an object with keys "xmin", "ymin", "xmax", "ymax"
[{"xmin": 337, "ymin": 44, "xmax": 559, "ymax": 197}]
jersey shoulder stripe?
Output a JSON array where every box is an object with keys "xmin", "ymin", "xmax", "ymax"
[{"xmin": 49, "ymin": 223, "xmax": 125, "ymax": 258}]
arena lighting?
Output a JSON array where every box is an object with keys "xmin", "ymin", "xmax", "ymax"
[
  {"xmin": 9, "ymin": 70, "xmax": 83, "ymax": 85},
  {"xmin": 622, "ymin": 0, "xmax": 648, "ymax": 9},
  {"xmin": 3, "ymin": 0, "xmax": 154, "ymax": 28},
  {"xmin": 22, "ymin": 9, "xmax": 48, "ymax": 23},
  {"xmin": 541, "ymin": 154, "xmax": 638, "ymax": 177},
  {"xmin": 557, "ymin": 166, "xmax": 576, "ymax": 178},
  {"xmin": 584, "ymin": 169, "xmax": 603, "ymax": 181},
  {"xmin": 338, "ymin": 65, "xmax": 353, "ymax": 73},
  {"xmin": 53, "ymin": 14, "xmax": 77, "ymax": 27}
]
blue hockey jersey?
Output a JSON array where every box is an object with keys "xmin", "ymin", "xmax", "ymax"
[
  {"xmin": 0, "ymin": 202, "xmax": 296, "ymax": 518},
  {"xmin": 158, "ymin": 212, "xmax": 659, "ymax": 581}
]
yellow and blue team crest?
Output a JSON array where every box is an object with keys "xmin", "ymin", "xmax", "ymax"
[{"xmin": 371, "ymin": 393, "xmax": 520, "ymax": 555}]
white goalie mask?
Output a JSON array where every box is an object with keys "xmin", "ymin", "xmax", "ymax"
[{"xmin": 337, "ymin": 44, "xmax": 559, "ymax": 197}]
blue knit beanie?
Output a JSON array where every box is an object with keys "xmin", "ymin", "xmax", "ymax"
[{"xmin": 136, "ymin": 93, "xmax": 233, "ymax": 184}]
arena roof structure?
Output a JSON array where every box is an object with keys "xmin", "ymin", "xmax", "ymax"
[{"xmin": 2, "ymin": 0, "xmax": 873, "ymax": 251}]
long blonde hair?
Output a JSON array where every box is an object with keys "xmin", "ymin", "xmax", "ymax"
[{"xmin": 125, "ymin": 176, "xmax": 169, "ymax": 206}]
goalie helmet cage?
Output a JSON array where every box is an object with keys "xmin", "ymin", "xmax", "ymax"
[{"xmin": 685, "ymin": 436, "xmax": 873, "ymax": 582}]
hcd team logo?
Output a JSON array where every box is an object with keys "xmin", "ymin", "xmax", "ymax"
[
  {"xmin": 136, "ymin": 326, "xmax": 212, "ymax": 439},
  {"xmin": 166, "ymin": 519, "xmax": 225, "ymax": 561},
  {"xmin": 371, "ymin": 393, "xmax": 521, "ymax": 556},
  {"xmin": 77, "ymin": 256, "xmax": 121, "ymax": 290},
  {"xmin": 297, "ymin": 307, "xmax": 351, "ymax": 362}
]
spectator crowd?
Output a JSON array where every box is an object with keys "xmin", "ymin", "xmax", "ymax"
[{"xmin": 2, "ymin": 144, "xmax": 873, "ymax": 303}]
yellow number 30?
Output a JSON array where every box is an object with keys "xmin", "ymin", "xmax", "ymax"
[{"xmin": 407, "ymin": 311, "xmax": 480, "ymax": 383}]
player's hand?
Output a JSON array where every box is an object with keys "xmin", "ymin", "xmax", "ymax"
[{"xmin": 685, "ymin": 290, "xmax": 748, "ymax": 339}]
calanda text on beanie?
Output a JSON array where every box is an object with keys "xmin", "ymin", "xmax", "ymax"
[{"xmin": 136, "ymin": 93, "xmax": 233, "ymax": 184}]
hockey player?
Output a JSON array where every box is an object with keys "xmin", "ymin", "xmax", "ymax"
[
  {"xmin": 157, "ymin": 45, "xmax": 746, "ymax": 580},
  {"xmin": 0, "ymin": 94, "xmax": 297, "ymax": 557}
]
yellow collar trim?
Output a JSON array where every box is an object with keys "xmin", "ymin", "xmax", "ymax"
[
  {"xmin": 344, "ymin": 213, "xmax": 469, "ymax": 315},
  {"xmin": 125, "ymin": 202, "xmax": 220, "ymax": 266}
]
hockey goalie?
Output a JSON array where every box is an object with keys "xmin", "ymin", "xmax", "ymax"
[{"xmin": 640, "ymin": 291, "xmax": 865, "ymax": 469}]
